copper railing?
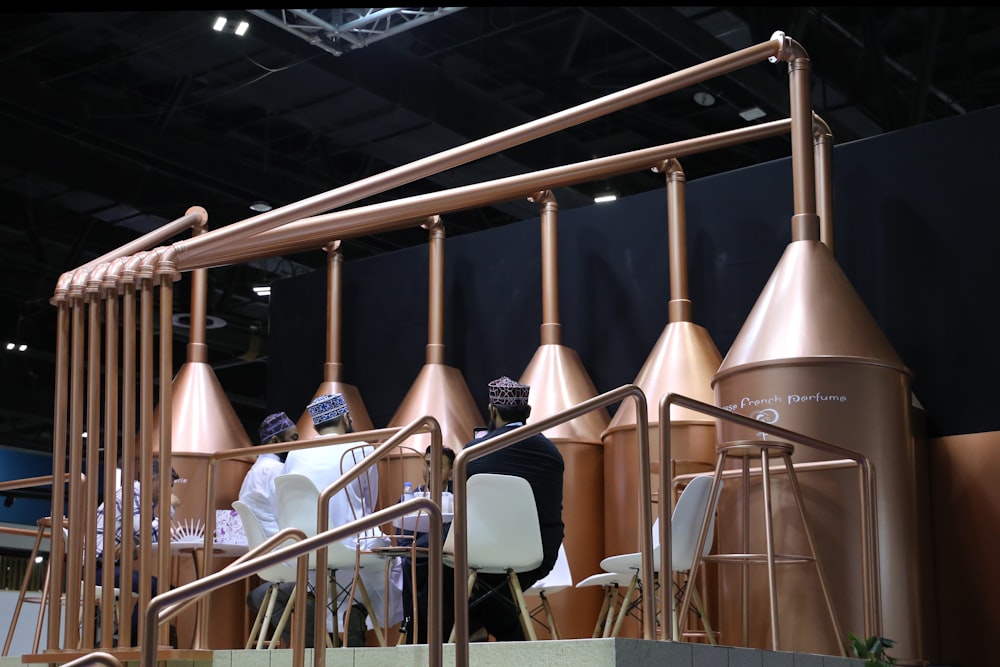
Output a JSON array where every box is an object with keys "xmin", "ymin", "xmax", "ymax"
[{"xmin": 659, "ymin": 393, "xmax": 880, "ymax": 644}]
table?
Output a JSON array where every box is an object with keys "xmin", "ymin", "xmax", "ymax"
[{"xmin": 151, "ymin": 540, "xmax": 249, "ymax": 649}]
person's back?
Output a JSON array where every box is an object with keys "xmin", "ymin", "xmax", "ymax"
[
  {"xmin": 287, "ymin": 392, "xmax": 400, "ymax": 646},
  {"xmin": 239, "ymin": 411, "xmax": 298, "ymax": 537}
]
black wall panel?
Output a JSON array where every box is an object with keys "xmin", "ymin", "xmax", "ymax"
[{"xmin": 270, "ymin": 105, "xmax": 1000, "ymax": 438}]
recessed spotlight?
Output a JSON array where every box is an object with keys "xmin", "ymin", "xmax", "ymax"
[
  {"xmin": 693, "ymin": 91, "xmax": 716, "ymax": 107},
  {"xmin": 594, "ymin": 192, "xmax": 618, "ymax": 204},
  {"xmin": 249, "ymin": 200, "xmax": 273, "ymax": 212}
]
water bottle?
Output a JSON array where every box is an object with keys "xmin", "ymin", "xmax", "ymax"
[{"xmin": 402, "ymin": 481, "xmax": 414, "ymax": 502}]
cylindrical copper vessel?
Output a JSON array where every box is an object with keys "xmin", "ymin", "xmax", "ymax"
[
  {"xmin": 601, "ymin": 162, "xmax": 721, "ymax": 637},
  {"xmin": 712, "ymin": 238, "xmax": 935, "ymax": 662}
]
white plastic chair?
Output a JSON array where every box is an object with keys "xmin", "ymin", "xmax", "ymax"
[
  {"xmin": 523, "ymin": 542, "xmax": 573, "ymax": 639},
  {"xmin": 232, "ymin": 500, "xmax": 299, "ymax": 649},
  {"xmin": 273, "ymin": 472, "xmax": 387, "ymax": 647},
  {"xmin": 443, "ymin": 473, "xmax": 544, "ymax": 641},
  {"xmin": 597, "ymin": 475, "xmax": 723, "ymax": 642},
  {"xmin": 574, "ymin": 570, "xmax": 636, "ymax": 638}
]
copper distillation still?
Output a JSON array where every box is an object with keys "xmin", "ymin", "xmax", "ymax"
[
  {"xmin": 517, "ymin": 190, "xmax": 609, "ymax": 640},
  {"xmin": 295, "ymin": 240, "xmax": 375, "ymax": 438},
  {"xmin": 709, "ymin": 39, "xmax": 935, "ymax": 663},
  {"xmin": 387, "ymin": 217, "xmax": 483, "ymax": 485}
]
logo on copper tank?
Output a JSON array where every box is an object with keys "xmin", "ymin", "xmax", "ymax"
[{"xmin": 751, "ymin": 408, "xmax": 779, "ymax": 424}]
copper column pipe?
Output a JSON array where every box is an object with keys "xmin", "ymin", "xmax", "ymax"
[
  {"xmin": 296, "ymin": 239, "xmax": 375, "ymax": 437},
  {"xmin": 172, "ymin": 35, "xmax": 789, "ymax": 269},
  {"xmin": 813, "ymin": 114, "xmax": 835, "ymax": 251}
]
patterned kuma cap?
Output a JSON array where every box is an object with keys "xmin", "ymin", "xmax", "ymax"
[
  {"xmin": 488, "ymin": 376, "xmax": 530, "ymax": 407},
  {"xmin": 307, "ymin": 392, "xmax": 349, "ymax": 425},
  {"xmin": 259, "ymin": 411, "xmax": 296, "ymax": 443}
]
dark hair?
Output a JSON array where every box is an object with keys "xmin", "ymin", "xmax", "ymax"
[
  {"xmin": 493, "ymin": 403, "xmax": 530, "ymax": 423},
  {"xmin": 151, "ymin": 458, "xmax": 180, "ymax": 481},
  {"xmin": 424, "ymin": 445, "xmax": 456, "ymax": 465}
]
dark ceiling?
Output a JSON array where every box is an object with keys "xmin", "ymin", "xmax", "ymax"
[{"xmin": 1, "ymin": 7, "xmax": 998, "ymax": 455}]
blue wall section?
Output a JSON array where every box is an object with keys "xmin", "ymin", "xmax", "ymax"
[
  {"xmin": 269, "ymin": 104, "xmax": 1000, "ymax": 438},
  {"xmin": 0, "ymin": 447, "xmax": 55, "ymax": 526}
]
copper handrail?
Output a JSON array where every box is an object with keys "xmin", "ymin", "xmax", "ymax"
[
  {"xmin": 140, "ymin": 500, "xmax": 442, "ymax": 667},
  {"xmin": 660, "ymin": 392, "xmax": 881, "ymax": 645}
]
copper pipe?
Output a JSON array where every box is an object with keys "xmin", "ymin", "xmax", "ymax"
[
  {"xmin": 813, "ymin": 114, "xmax": 835, "ymax": 251},
  {"xmin": 98, "ymin": 264, "xmax": 121, "ymax": 648},
  {"xmin": 116, "ymin": 256, "xmax": 139, "ymax": 647},
  {"xmin": 78, "ymin": 209, "xmax": 206, "ymax": 274},
  {"xmin": 188, "ymin": 208, "xmax": 209, "ymax": 358},
  {"xmin": 661, "ymin": 160, "xmax": 690, "ymax": 313},
  {"xmin": 528, "ymin": 191, "xmax": 561, "ymax": 345},
  {"xmin": 136, "ymin": 263, "xmax": 157, "ymax": 642},
  {"xmin": 81, "ymin": 273, "xmax": 103, "ymax": 645},
  {"xmin": 452, "ymin": 384, "xmax": 651, "ymax": 666},
  {"xmin": 62, "ymin": 279, "xmax": 87, "ymax": 648},
  {"xmin": 424, "ymin": 216, "xmax": 445, "ymax": 363},
  {"xmin": 324, "ymin": 241, "xmax": 343, "ymax": 383},
  {"xmin": 44, "ymin": 300, "xmax": 70, "ymax": 651},
  {"xmin": 173, "ymin": 35, "xmax": 787, "ymax": 269},
  {"xmin": 155, "ymin": 252, "xmax": 176, "ymax": 648},
  {"xmin": 782, "ymin": 36, "xmax": 821, "ymax": 243},
  {"xmin": 178, "ymin": 119, "xmax": 793, "ymax": 273}
]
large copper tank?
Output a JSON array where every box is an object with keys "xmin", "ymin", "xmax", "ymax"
[
  {"xmin": 712, "ymin": 237, "xmax": 935, "ymax": 662},
  {"xmin": 518, "ymin": 191, "xmax": 608, "ymax": 640},
  {"xmin": 601, "ymin": 163, "xmax": 720, "ymax": 638}
]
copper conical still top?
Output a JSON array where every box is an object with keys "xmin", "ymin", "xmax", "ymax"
[
  {"xmin": 601, "ymin": 161, "xmax": 722, "ymax": 633},
  {"xmin": 516, "ymin": 191, "xmax": 607, "ymax": 640},
  {"xmin": 296, "ymin": 241, "xmax": 374, "ymax": 439},
  {"xmin": 388, "ymin": 218, "xmax": 482, "ymax": 456}
]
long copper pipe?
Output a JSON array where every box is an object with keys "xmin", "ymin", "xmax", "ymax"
[
  {"xmin": 530, "ymin": 191, "xmax": 561, "ymax": 345},
  {"xmin": 325, "ymin": 241, "xmax": 343, "ymax": 382},
  {"xmin": 785, "ymin": 38, "xmax": 821, "ymax": 243},
  {"xmin": 813, "ymin": 115, "xmax": 835, "ymax": 251},
  {"xmin": 155, "ymin": 253, "xmax": 176, "ymax": 649},
  {"xmin": 176, "ymin": 120, "xmax": 794, "ymax": 273},
  {"xmin": 425, "ymin": 217, "xmax": 445, "ymax": 363},
  {"xmin": 98, "ymin": 262, "xmax": 121, "ymax": 648},
  {"xmin": 172, "ymin": 35, "xmax": 788, "ymax": 268}
]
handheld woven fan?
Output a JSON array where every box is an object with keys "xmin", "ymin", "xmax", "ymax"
[{"xmin": 170, "ymin": 518, "xmax": 205, "ymax": 544}]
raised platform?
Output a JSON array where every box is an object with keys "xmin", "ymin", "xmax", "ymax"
[{"xmin": 1, "ymin": 639, "xmax": 863, "ymax": 667}]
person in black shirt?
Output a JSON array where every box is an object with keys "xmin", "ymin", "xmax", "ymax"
[{"xmin": 414, "ymin": 375, "xmax": 565, "ymax": 643}]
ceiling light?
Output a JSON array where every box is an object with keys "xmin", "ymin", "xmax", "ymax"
[
  {"xmin": 249, "ymin": 200, "xmax": 272, "ymax": 212},
  {"xmin": 594, "ymin": 191, "xmax": 618, "ymax": 204},
  {"xmin": 693, "ymin": 91, "xmax": 716, "ymax": 107},
  {"xmin": 213, "ymin": 17, "xmax": 227, "ymax": 32},
  {"xmin": 171, "ymin": 313, "xmax": 228, "ymax": 329},
  {"xmin": 738, "ymin": 106, "xmax": 766, "ymax": 122},
  {"xmin": 252, "ymin": 285, "xmax": 271, "ymax": 297},
  {"xmin": 234, "ymin": 21, "xmax": 249, "ymax": 37}
]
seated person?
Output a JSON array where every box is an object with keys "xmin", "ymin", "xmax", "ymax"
[
  {"xmin": 261, "ymin": 393, "xmax": 402, "ymax": 647},
  {"xmin": 411, "ymin": 376, "xmax": 565, "ymax": 644},
  {"xmin": 399, "ymin": 446, "xmax": 455, "ymax": 641},
  {"xmin": 94, "ymin": 457, "xmax": 180, "ymax": 647}
]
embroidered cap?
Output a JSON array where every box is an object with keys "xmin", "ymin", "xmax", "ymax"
[
  {"xmin": 488, "ymin": 376, "xmax": 530, "ymax": 407},
  {"xmin": 259, "ymin": 411, "xmax": 296, "ymax": 443},
  {"xmin": 307, "ymin": 393, "xmax": 349, "ymax": 425}
]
